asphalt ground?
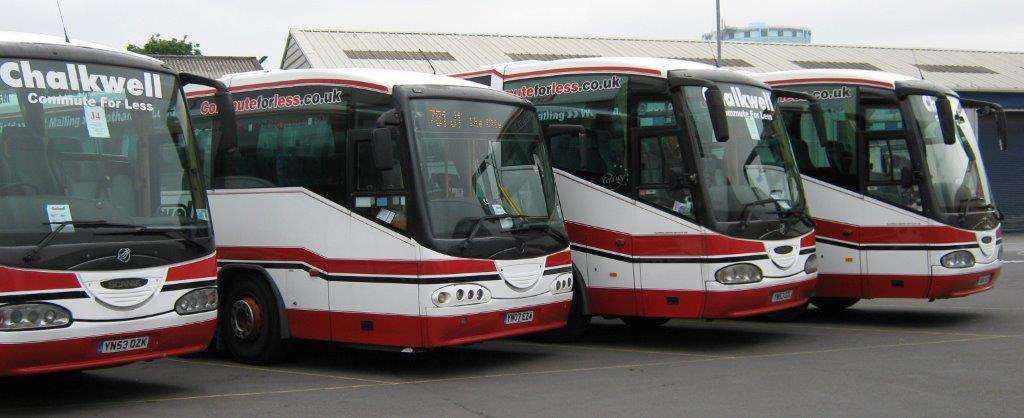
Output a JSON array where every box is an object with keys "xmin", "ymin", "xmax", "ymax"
[{"xmin": 3, "ymin": 236, "xmax": 1023, "ymax": 417}]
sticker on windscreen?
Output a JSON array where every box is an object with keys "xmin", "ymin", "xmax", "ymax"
[{"xmin": 45, "ymin": 204, "xmax": 73, "ymax": 232}]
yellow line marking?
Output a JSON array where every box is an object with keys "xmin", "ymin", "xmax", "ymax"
[
  {"xmin": 498, "ymin": 340, "xmax": 727, "ymax": 358},
  {"xmin": 165, "ymin": 358, "xmax": 397, "ymax": 385},
  {"xmin": 7, "ymin": 333, "xmax": 1016, "ymax": 412},
  {"xmin": 869, "ymin": 303, "xmax": 1024, "ymax": 312},
  {"xmin": 713, "ymin": 319, "xmax": 1007, "ymax": 338}
]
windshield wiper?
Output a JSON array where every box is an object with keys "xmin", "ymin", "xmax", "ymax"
[
  {"xmin": 509, "ymin": 220, "xmax": 569, "ymax": 245},
  {"xmin": 957, "ymin": 197, "xmax": 997, "ymax": 226},
  {"xmin": 770, "ymin": 207, "xmax": 816, "ymax": 228},
  {"xmin": 23, "ymin": 220, "xmax": 141, "ymax": 263},
  {"xmin": 733, "ymin": 199, "xmax": 782, "ymax": 234},
  {"xmin": 93, "ymin": 225, "xmax": 207, "ymax": 251},
  {"xmin": 456, "ymin": 214, "xmax": 518, "ymax": 254}
]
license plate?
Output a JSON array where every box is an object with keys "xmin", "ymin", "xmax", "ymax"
[
  {"xmin": 99, "ymin": 336, "xmax": 149, "ymax": 354},
  {"xmin": 504, "ymin": 310, "xmax": 534, "ymax": 325},
  {"xmin": 976, "ymin": 275, "xmax": 992, "ymax": 286},
  {"xmin": 771, "ymin": 289, "xmax": 794, "ymax": 303}
]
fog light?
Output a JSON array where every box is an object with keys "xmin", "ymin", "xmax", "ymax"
[
  {"xmin": 0, "ymin": 303, "xmax": 71, "ymax": 331},
  {"xmin": 941, "ymin": 250, "xmax": 976, "ymax": 269},
  {"xmin": 175, "ymin": 287, "xmax": 218, "ymax": 315},
  {"xmin": 715, "ymin": 263, "xmax": 763, "ymax": 285},
  {"xmin": 804, "ymin": 254, "xmax": 819, "ymax": 274},
  {"xmin": 432, "ymin": 285, "xmax": 490, "ymax": 307}
]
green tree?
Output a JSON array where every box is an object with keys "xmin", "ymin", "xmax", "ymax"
[{"xmin": 127, "ymin": 34, "xmax": 201, "ymax": 55}]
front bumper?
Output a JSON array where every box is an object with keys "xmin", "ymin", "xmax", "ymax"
[
  {"xmin": 0, "ymin": 317, "xmax": 215, "ymax": 376},
  {"xmin": 703, "ymin": 276, "xmax": 818, "ymax": 318}
]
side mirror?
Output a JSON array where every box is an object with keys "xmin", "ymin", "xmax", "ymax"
[
  {"xmin": 179, "ymin": 72, "xmax": 237, "ymax": 152},
  {"xmin": 961, "ymin": 98, "xmax": 1009, "ymax": 151},
  {"xmin": 937, "ymin": 96, "xmax": 957, "ymax": 145},
  {"xmin": 371, "ymin": 127, "xmax": 395, "ymax": 171},
  {"xmin": 705, "ymin": 86, "xmax": 730, "ymax": 142},
  {"xmin": 899, "ymin": 166, "xmax": 915, "ymax": 189}
]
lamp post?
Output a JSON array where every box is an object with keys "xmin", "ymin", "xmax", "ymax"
[{"xmin": 715, "ymin": 0, "xmax": 722, "ymax": 67}]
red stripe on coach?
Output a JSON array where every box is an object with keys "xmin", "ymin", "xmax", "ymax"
[{"xmin": 0, "ymin": 267, "xmax": 79, "ymax": 293}]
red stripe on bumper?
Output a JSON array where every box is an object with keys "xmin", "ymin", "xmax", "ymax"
[
  {"xmin": 816, "ymin": 267, "xmax": 1001, "ymax": 299},
  {"xmin": 588, "ymin": 278, "xmax": 816, "ymax": 319},
  {"xmin": 285, "ymin": 301, "xmax": 571, "ymax": 348},
  {"xmin": 0, "ymin": 319, "xmax": 215, "ymax": 376}
]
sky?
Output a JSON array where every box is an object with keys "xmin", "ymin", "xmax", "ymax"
[{"xmin": 6, "ymin": 0, "xmax": 1023, "ymax": 68}]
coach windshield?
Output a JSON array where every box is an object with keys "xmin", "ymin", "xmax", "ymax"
[
  {"xmin": 408, "ymin": 98, "xmax": 567, "ymax": 259},
  {"xmin": 681, "ymin": 83, "xmax": 811, "ymax": 240},
  {"xmin": 0, "ymin": 58, "xmax": 211, "ymax": 269}
]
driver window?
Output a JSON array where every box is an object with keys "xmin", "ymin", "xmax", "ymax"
[
  {"xmin": 637, "ymin": 134, "xmax": 694, "ymax": 218},
  {"xmin": 865, "ymin": 138, "xmax": 922, "ymax": 211}
]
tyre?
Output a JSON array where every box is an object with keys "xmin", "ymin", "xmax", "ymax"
[
  {"xmin": 810, "ymin": 297, "xmax": 860, "ymax": 313},
  {"xmin": 220, "ymin": 278, "xmax": 288, "ymax": 364},
  {"xmin": 619, "ymin": 316, "xmax": 671, "ymax": 328}
]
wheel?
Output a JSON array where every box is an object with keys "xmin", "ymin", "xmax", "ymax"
[
  {"xmin": 620, "ymin": 316, "xmax": 671, "ymax": 328},
  {"xmin": 220, "ymin": 278, "xmax": 288, "ymax": 364},
  {"xmin": 810, "ymin": 297, "xmax": 860, "ymax": 313},
  {"xmin": 532, "ymin": 268, "xmax": 591, "ymax": 343}
]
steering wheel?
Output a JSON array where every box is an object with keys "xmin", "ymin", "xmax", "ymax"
[{"xmin": 0, "ymin": 182, "xmax": 41, "ymax": 195}]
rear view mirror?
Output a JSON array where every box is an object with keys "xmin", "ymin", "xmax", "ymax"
[
  {"xmin": 179, "ymin": 73, "xmax": 237, "ymax": 152},
  {"xmin": 704, "ymin": 86, "xmax": 730, "ymax": 142},
  {"xmin": 961, "ymin": 98, "xmax": 1009, "ymax": 151},
  {"xmin": 937, "ymin": 96, "xmax": 957, "ymax": 145},
  {"xmin": 371, "ymin": 128, "xmax": 395, "ymax": 171}
]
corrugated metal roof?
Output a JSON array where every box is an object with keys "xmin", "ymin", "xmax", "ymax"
[
  {"xmin": 154, "ymin": 55, "xmax": 263, "ymax": 79},
  {"xmin": 284, "ymin": 29, "xmax": 1024, "ymax": 93}
]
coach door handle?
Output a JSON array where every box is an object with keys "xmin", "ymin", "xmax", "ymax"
[
  {"xmin": 614, "ymin": 238, "xmax": 627, "ymax": 247},
  {"xmin": 841, "ymin": 229, "xmax": 853, "ymax": 237}
]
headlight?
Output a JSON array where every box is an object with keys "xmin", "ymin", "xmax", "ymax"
[
  {"xmin": 551, "ymin": 273, "xmax": 573, "ymax": 294},
  {"xmin": 804, "ymin": 254, "xmax": 819, "ymax": 274},
  {"xmin": 941, "ymin": 251, "xmax": 976, "ymax": 269},
  {"xmin": 715, "ymin": 263, "xmax": 763, "ymax": 285},
  {"xmin": 0, "ymin": 303, "xmax": 72, "ymax": 331},
  {"xmin": 175, "ymin": 287, "xmax": 218, "ymax": 315},
  {"xmin": 431, "ymin": 284, "xmax": 491, "ymax": 307}
]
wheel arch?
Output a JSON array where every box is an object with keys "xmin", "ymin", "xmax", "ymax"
[
  {"xmin": 217, "ymin": 263, "xmax": 291, "ymax": 339},
  {"xmin": 572, "ymin": 263, "xmax": 591, "ymax": 315}
]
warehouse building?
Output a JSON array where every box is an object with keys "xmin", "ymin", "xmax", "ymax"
[
  {"xmin": 280, "ymin": 29, "xmax": 1024, "ymax": 230},
  {"xmin": 155, "ymin": 54, "xmax": 264, "ymax": 79}
]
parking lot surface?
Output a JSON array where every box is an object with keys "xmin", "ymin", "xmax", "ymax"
[{"xmin": 3, "ymin": 236, "xmax": 1023, "ymax": 417}]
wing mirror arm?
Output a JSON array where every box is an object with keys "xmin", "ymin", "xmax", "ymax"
[
  {"xmin": 179, "ymin": 72, "xmax": 237, "ymax": 153},
  {"xmin": 960, "ymin": 98, "xmax": 1009, "ymax": 151},
  {"xmin": 668, "ymin": 77, "xmax": 729, "ymax": 142}
]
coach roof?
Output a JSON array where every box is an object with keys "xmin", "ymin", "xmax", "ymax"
[
  {"xmin": 0, "ymin": 31, "xmax": 169, "ymax": 73},
  {"xmin": 220, "ymin": 68, "xmax": 495, "ymax": 94}
]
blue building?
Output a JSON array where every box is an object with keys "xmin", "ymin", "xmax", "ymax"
[{"xmin": 702, "ymin": 22, "xmax": 811, "ymax": 44}]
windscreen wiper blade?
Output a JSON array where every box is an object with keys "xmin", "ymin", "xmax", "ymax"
[
  {"xmin": 770, "ymin": 207, "xmax": 816, "ymax": 228},
  {"xmin": 457, "ymin": 214, "xmax": 516, "ymax": 254},
  {"xmin": 23, "ymin": 220, "xmax": 140, "ymax": 263},
  {"xmin": 509, "ymin": 220, "xmax": 569, "ymax": 245},
  {"xmin": 93, "ymin": 226, "xmax": 207, "ymax": 251},
  {"xmin": 734, "ymin": 199, "xmax": 781, "ymax": 233}
]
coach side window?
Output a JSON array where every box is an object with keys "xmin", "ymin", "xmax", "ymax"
[{"xmin": 508, "ymin": 74, "xmax": 630, "ymax": 193}]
